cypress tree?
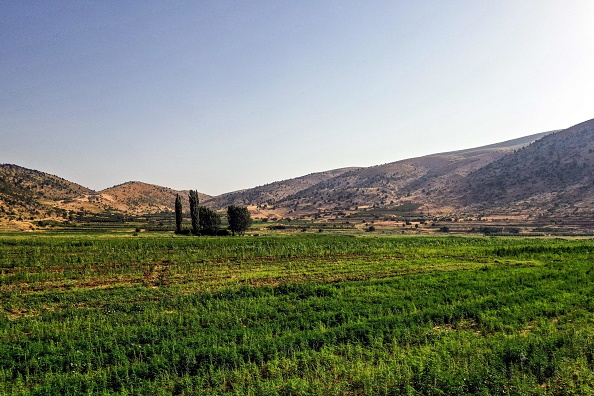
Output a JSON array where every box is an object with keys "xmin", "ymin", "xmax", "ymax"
[
  {"xmin": 189, "ymin": 190, "xmax": 200, "ymax": 235},
  {"xmin": 174, "ymin": 194, "xmax": 183, "ymax": 234}
]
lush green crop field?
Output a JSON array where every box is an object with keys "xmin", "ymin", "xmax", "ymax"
[{"xmin": 1, "ymin": 233, "xmax": 593, "ymax": 395}]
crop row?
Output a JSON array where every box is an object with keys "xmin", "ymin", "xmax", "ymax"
[{"xmin": 1, "ymin": 234, "xmax": 593, "ymax": 394}]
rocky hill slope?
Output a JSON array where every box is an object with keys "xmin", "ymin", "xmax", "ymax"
[
  {"xmin": 204, "ymin": 168, "xmax": 359, "ymax": 209},
  {"xmin": 0, "ymin": 166, "xmax": 211, "ymax": 227},
  {"xmin": 205, "ymin": 131, "xmax": 552, "ymax": 215},
  {"xmin": 99, "ymin": 182, "xmax": 211, "ymax": 215},
  {"xmin": 0, "ymin": 164, "xmax": 94, "ymax": 221},
  {"xmin": 446, "ymin": 118, "xmax": 594, "ymax": 217},
  {"xmin": 2, "ymin": 117, "xmax": 593, "ymax": 229}
]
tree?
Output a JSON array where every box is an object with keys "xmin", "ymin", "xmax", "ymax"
[
  {"xmin": 227, "ymin": 205, "xmax": 252, "ymax": 236},
  {"xmin": 174, "ymin": 194, "xmax": 183, "ymax": 234},
  {"xmin": 199, "ymin": 206, "xmax": 221, "ymax": 236},
  {"xmin": 189, "ymin": 190, "xmax": 200, "ymax": 235}
]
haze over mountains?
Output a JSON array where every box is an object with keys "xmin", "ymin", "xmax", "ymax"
[{"xmin": 1, "ymin": 118, "xmax": 593, "ymax": 230}]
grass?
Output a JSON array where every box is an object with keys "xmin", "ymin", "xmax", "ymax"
[{"xmin": 1, "ymin": 233, "xmax": 593, "ymax": 395}]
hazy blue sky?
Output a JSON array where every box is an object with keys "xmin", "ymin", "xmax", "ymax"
[{"xmin": 1, "ymin": 1, "xmax": 593, "ymax": 195}]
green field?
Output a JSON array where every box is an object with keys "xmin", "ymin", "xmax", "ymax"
[{"xmin": 1, "ymin": 233, "xmax": 593, "ymax": 395}]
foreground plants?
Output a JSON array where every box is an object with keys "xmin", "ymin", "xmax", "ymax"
[{"xmin": 1, "ymin": 233, "xmax": 593, "ymax": 395}]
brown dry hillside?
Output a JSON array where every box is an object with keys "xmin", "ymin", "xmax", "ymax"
[
  {"xmin": 0, "ymin": 164, "xmax": 94, "ymax": 220},
  {"xmin": 204, "ymin": 168, "xmax": 360, "ymax": 209},
  {"xmin": 237, "ymin": 132, "xmax": 552, "ymax": 215},
  {"xmin": 447, "ymin": 118, "xmax": 594, "ymax": 217},
  {"xmin": 99, "ymin": 182, "xmax": 211, "ymax": 215},
  {"xmin": 3, "ymin": 119, "xmax": 591, "ymax": 228}
]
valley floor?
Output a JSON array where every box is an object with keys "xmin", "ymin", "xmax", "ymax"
[{"xmin": 1, "ymin": 233, "xmax": 593, "ymax": 395}]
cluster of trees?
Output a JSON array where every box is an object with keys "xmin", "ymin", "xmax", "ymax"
[{"xmin": 174, "ymin": 192, "xmax": 252, "ymax": 236}]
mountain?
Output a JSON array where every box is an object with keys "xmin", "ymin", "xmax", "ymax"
[
  {"xmin": 0, "ymin": 164, "xmax": 93, "ymax": 201},
  {"xmin": 2, "ymin": 117, "xmax": 593, "ymax": 230},
  {"xmin": 0, "ymin": 166, "xmax": 212, "ymax": 228},
  {"xmin": 447, "ymin": 118, "xmax": 594, "ymax": 217},
  {"xmin": 0, "ymin": 164, "xmax": 94, "ymax": 223},
  {"xmin": 205, "ymin": 131, "xmax": 552, "ymax": 216},
  {"xmin": 98, "ymin": 182, "xmax": 211, "ymax": 215},
  {"xmin": 204, "ymin": 168, "xmax": 359, "ymax": 209}
]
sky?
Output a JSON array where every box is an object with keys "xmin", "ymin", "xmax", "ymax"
[{"xmin": 1, "ymin": 1, "xmax": 594, "ymax": 195}]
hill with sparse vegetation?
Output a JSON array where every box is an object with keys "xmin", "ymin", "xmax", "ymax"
[
  {"xmin": 99, "ymin": 182, "xmax": 211, "ymax": 215},
  {"xmin": 204, "ymin": 131, "xmax": 552, "ymax": 216},
  {"xmin": 0, "ymin": 164, "xmax": 94, "ymax": 228},
  {"xmin": 205, "ymin": 168, "xmax": 360, "ymax": 209},
  {"xmin": 446, "ymin": 118, "xmax": 594, "ymax": 218},
  {"xmin": 2, "ymin": 117, "xmax": 594, "ymax": 231},
  {"xmin": 0, "ymin": 167, "xmax": 211, "ymax": 229}
]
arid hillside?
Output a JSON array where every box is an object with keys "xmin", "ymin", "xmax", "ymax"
[
  {"xmin": 207, "ymin": 131, "xmax": 551, "ymax": 215},
  {"xmin": 204, "ymin": 168, "xmax": 360, "ymax": 209},
  {"xmin": 0, "ymin": 164, "xmax": 94, "ymax": 227},
  {"xmin": 2, "ymin": 118, "xmax": 594, "ymax": 230},
  {"xmin": 99, "ymin": 182, "xmax": 211, "ymax": 215},
  {"xmin": 0, "ymin": 167, "xmax": 211, "ymax": 229},
  {"xmin": 446, "ymin": 118, "xmax": 594, "ymax": 218}
]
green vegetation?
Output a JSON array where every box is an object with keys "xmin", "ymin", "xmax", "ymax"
[
  {"xmin": 174, "ymin": 194, "xmax": 182, "ymax": 234},
  {"xmin": 189, "ymin": 190, "xmax": 200, "ymax": 235},
  {"xmin": 227, "ymin": 205, "xmax": 253, "ymax": 236},
  {"xmin": 199, "ymin": 206, "xmax": 222, "ymax": 236},
  {"xmin": 1, "ymin": 234, "xmax": 593, "ymax": 395}
]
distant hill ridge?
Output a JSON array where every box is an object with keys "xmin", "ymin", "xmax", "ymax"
[
  {"xmin": 448, "ymin": 118, "xmax": 594, "ymax": 217},
  {"xmin": 0, "ymin": 164, "xmax": 94, "ymax": 219},
  {"xmin": 205, "ymin": 130, "xmax": 556, "ymax": 214},
  {"xmin": 205, "ymin": 167, "xmax": 360, "ymax": 209},
  {"xmin": 1, "ymin": 117, "xmax": 593, "ymax": 229},
  {"xmin": 100, "ymin": 181, "xmax": 211, "ymax": 215}
]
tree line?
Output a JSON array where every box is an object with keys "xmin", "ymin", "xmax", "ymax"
[{"xmin": 175, "ymin": 191, "xmax": 252, "ymax": 236}]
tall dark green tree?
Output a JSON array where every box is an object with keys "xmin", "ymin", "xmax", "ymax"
[
  {"xmin": 199, "ymin": 206, "xmax": 222, "ymax": 236},
  {"xmin": 189, "ymin": 190, "xmax": 200, "ymax": 235},
  {"xmin": 174, "ymin": 194, "xmax": 183, "ymax": 234},
  {"xmin": 227, "ymin": 205, "xmax": 252, "ymax": 236}
]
